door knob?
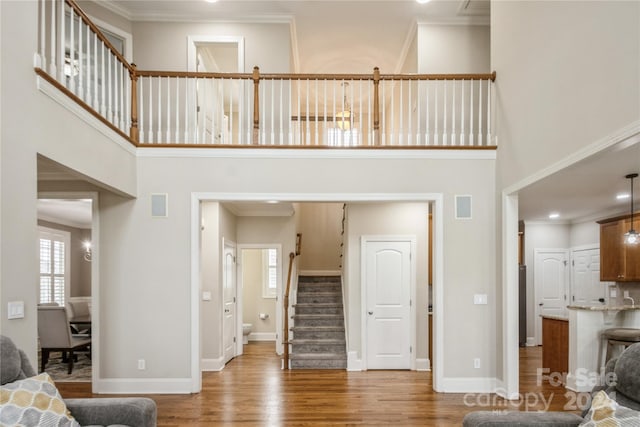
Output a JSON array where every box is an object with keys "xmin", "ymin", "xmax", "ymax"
[
  {"xmin": 225, "ymin": 309, "xmax": 230, "ymax": 313},
  {"xmin": 368, "ymin": 311, "xmax": 373, "ymax": 315}
]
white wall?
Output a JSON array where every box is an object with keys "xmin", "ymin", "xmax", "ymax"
[
  {"xmin": 132, "ymin": 21, "xmax": 290, "ymax": 72},
  {"xmin": 0, "ymin": 1, "xmax": 137, "ymax": 363},
  {"xmin": 295, "ymin": 203, "xmax": 343, "ymax": 272},
  {"xmin": 417, "ymin": 24, "xmax": 490, "ymax": 73},
  {"xmin": 569, "ymin": 220, "xmax": 600, "ymax": 248},
  {"xmin": 346, "ymin": 203, "xmax": 429, "ymax": 362},
  {"xmin": 493, "ymin": 1, "xmax": 640, "ymax": 189}
]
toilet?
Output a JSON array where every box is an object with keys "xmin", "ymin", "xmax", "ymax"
[{"xmin": 242, "ymin": 323, "xmax": 252, "ymax": 344}]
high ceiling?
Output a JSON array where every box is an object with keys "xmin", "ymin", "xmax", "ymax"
[
  {"xmin": 97, "ymin": 0, "xmax": 490, "ymax": 73},
  {"xmin": 41, "ymin": 0, "xmax": 640, "ymax": 225}
]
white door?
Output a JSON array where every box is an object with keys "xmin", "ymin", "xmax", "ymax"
[
  {"xmin": 534, "ymin": 249, "xmax": 569, "ymax": 345},
  {"xmin": 571, "ymin": 247, "xmax": 606, "ymax": 307},
  {"xmin": 223, "ymin": 240, "xmax": 237, "ymax": 364},
  {"xmin": 364, "ymin": 240, "xmax": 412, "ymax": 369}
]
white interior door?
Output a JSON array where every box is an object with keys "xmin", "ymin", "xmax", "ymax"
[
  {"xmin": 534, "ymin": 249, "xmax": 569, "ymax": 345},
  {"xmin": 223, "ymin": 240, "xmax": 237, "ymax": 364},
  {"xmin": 364, "ymin": 239, "xmax": 412, "ymax": 370},
  {"xmin": 571, "ymin": 247, "xmax": 606, "ymax": 307}
]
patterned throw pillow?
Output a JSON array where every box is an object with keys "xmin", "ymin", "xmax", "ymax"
[
  {"xmin": 580, "ymin": 390, "xmax": 640, "ymax": 426},
  {"xmin": 0, "ymin": 372, "xmax": 80, "ymax": 427}
]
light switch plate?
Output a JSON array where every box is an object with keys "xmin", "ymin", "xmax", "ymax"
[
  {"xmin": 202, "ymin": 291, "xmax": 212, "ymax": 301},
  {"xmin": 473, "ymin": 294, "xmax": 488, "ymax": 305},
  {"xmin": 8, "ymin": 301, "xmax": 25, "ymax": 319}
]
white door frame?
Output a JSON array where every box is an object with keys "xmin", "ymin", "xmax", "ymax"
[
  {"xmin": 38, "ymin": 191, "xmax": 100, "ymax": 391},
  {"xmin": 236, "ymin": 243, "xmax": 283, "ymax": 356},
  {"xmin": 187, "ymin": 35, "xmax": 245, "ymax": 73},
  {"xmin": 190, "ymin": 192, "xmax": 443, "ymax": 393},
  {"xmin": 360, "ymin": 235, "xmax": 417, "ymax": 371}
]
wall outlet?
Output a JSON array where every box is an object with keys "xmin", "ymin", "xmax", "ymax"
[
  {"xmin": 611, "ymin": 289, "xmax": 617, "ymax": 298},
  {"xmin": 138, "ymin": 359, "xmax": 146, "ymax": 370},
  {"xmin": 474, "ymin": 358, "xmax": 481, "ymax": 369},
  {"xmin": 624, "ymin": 290, "xmax": 630, "ymax": 299}
]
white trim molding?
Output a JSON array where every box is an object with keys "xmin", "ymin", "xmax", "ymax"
[
  {"xmin": 347, "ymin": 351, "xmax": 362, "ymax": 371},
  {"xmin": 248, "ymin": 332, "xmax": 276, "ymax": 341},
  {"xmin": 94, "ymin": 378, "xmax": 193, "ymax": 394},
  {"xmin": 415, "ymin": 358, "xmax": 430, "ymax": 371},
  {"xmin": 201, "ymin": 357, "xmax": 225, "ymax": 372},
  {"xmin": 298, "ymin": 270, "xmax": 341, "ymax": 276}
]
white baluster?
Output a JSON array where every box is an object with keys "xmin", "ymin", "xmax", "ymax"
[
  {"xmin": 113, "ymin": 58, "xmax": 118, "ymax": 127},
  {"xmin": 271, "ymin": 80, "xmax": 276, "ymax": 145},
  {"xmin": 323, "ymin": 79, "xmax": 327, "ymax": 145},
  {"xmin": 407, "ymin": 79, "xmax": 412, "ymax": 146},
  {"xmin": 77, "ymin": 12, "xmax": 84, "ymax": 100},
  {"xmin": 165, "ymin": 77, "xmax": 170, "ymax": 142},
  {"xmin": 451, "ymin": 80, "xmax": 456, "ymax": 146},
  {"xmin": 184, "ymin": 77, "xmax": 189, "ymax": 143},
  {"xmin": 39, "ymin": 0, "xmax": 46, "ymax": 69},
  {"xmin": 175, "ymin": 77, "xmax": 180, "ymax": 142},
  {"xmin": 425, "ymin": 81, "xmax": 430, "ymax": 146},
  {"xmin": 416, "ymin": 80, "xmax": 421, "ymax": 146},
  {"xmin": 442, "ymin": 80, "xmax": 447, "ymax": 145},
  {"xmin": 148, "ymin": 76, "xmax": 154, "ymax": 142},
  {"xmin": 359, "ymin": 79, "xmax": 363, "ymax": 147},
  {"xmin": 486, "ymin": 79, "xmax": 492, "ymax": 146},
  {"xmin": 478, "ymin": 77, "xmax": 483, "ymax": 146},
  {"xmin": 108, "ymin": 51, "xmax": 113, "ymax": 123},
  {"xmin": 230, "ymin": 78, "xmax": 234, "ymax": 145},
  {"xmin": 314, "ymin": 79, "xmax": 318, "ymax": 146},
  {"xmin": 85, "ymin": 26, "xmax": 91, "ymax": 107},
  {"xmin": 58, "ymin": 1, "xmax": 65, "ymax": 83},
  {"xmin": 381, "ymin": 81, "xmax": 386, "ymax": 146},
  {"xmin": 469, "ymin": 79, "xmax": 474, "ymax": 146},
  {"xmin": 93, "ymin": 33, "xmax": 98, "ymax": 110},
  {"xmin": 280, "ymin": 79, "xmax": 284, "ymax": 146},
  {"xmin": 139, "ymin": 77, "xmax": 145, "ymax": 143},
  {"xmin": 69, "ymin": 8, "xmax": 75, "ymax": 93},
  {"xmin": 434, "ymin": 82, "xmax": 438, "ymax": 146},
  {"xmin": 100, "ymin": 41, "xmax": 106, "ymax": 116},
  {"xmin": 156, "ymin": 76, "xmax": 162, "ymax": 143},
  {"xmin": 49, "ymin": 0, "xmax": 56, "ymax": 76},
  {"xmin": 460, "ymin": 80, "xmax": 465, "ymax": 146}
]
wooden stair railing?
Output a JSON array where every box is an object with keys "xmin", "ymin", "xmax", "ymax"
[{"xmin": 283, "ymin": 251, "xmax": 296, "ymax": 370}]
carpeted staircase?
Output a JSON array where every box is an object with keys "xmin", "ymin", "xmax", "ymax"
[{"xmin": 289, "ymin": 275, "xmax": 347, "ymax": 369}]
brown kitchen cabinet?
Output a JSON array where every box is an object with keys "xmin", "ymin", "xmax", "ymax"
[
  {"xmin": 542, "ymin": 316, "xmax": 568, "ymax": 378},
  {"xmin": 598, "ymin": 214, "xmax": 640, "ymax": 281}
]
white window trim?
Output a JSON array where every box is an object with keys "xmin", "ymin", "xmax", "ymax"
[
  {"xmin": 38, "ymin": 226, "xmax": 71, "ymax": 306},
  {"xmin": 88, "ymin": 15, "xmax": 133, "ymax": 62}
]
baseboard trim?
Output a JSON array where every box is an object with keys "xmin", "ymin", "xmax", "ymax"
[
  {"xmin": 526, "ymin": 337, "xmax": 536, "ymax": 347},
  {"xmin": 347, "ymin": 351, "xmax": 362, "ymax": 371},
  {"xmin": 416, "ymin": 358, "xmax": 430, "ymax": 371},
  {"xmin": 201, "ymin": 357, "xmax": 225, "ymax": 371},
  {"xmin": 249, "ymin": 332, "xmax": 276, "ymax": 341},
  {"xmin": 94, "ymin": 378, "xmax": 193, "ymax": 394},
  {"xmin": 298, "ymin": 270, "xmax": 342, "ymax": 276},
  {"xmin": 440, "ymin": 377, "xmax": 498, "ymax": 393}
]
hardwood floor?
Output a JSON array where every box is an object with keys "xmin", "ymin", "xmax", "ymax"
[{"xmin": 57, "ymin": 343, "xmax": 582, "ymax": 426}]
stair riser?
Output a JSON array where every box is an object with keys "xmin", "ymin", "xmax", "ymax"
[
  {"xmin": 298, "ymin": 284, "xmax": 342, "ymax": 293},
  {"xmin": 291, "ymin": 359, "xmax": 347, "ymax": 369},
  {"xmin": 298, "ymin": 276, "xmax": 341, "ymax": 283},
  {"xmin": 292, "ymin": 344, "xmax": 345, "ymax": 353},
  {"xmin": 295, "ymin": 306, "xmax": 343, "ymax": 315},
  {"xmin": 294, "ymin": 317, "xmax": 344, "ymax": 327},
  {"xmin": 291, "ymin": 330, "xmax": 345, "ymax": 340},
  {"xmin": 297, "ymin": 295, "xmax": 342, "ymax": 304}
]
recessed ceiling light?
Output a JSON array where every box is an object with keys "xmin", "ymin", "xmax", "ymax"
[
  {"xmin": 549, "ymin": 212, "xmax": 560, "ymax": 219},
  {"xmin": 204, "ymin": 0, "xmax": 218, "ymax": 3},
  {"xmin": 617, "ymin": 193, "xmax": 631, "ymax": 200},
  {"xmin": 266, "ymin": 200, "xmax": 280, "ymax": 204},
  {"xmin": 416, "ymin": 0, "xmax": 431, "ymax": 3}
]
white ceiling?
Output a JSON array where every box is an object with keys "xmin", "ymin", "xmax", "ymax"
[{"xmin": 38, "ymin": 199, "xmax": 93, "ymax": 229}]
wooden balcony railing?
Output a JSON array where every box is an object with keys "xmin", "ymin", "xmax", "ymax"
[{"xmin": 35, "ymin": 0, "xmax": 497, "ymax": 149}]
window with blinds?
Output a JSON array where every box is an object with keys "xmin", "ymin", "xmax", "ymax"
[
  {"xmin": 39, "ymin": 227, "xmax": 70, "ymax": 306},
  {"xmin": 263, "ymin": 248, "xmax": 278, "ymax": 298}
]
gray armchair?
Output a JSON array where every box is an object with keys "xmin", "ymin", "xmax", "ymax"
[
  {"xmin": 462, "ymin": 343, "xmax": 640, "ymax": 426},
  {"xmin": 0, "ymin": 335, "xmax": 157, "ymax": 427}
]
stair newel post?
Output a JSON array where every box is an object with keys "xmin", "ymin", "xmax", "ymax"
[
  {"xmin": 283, "ymin": 252, "xmax": 295, "ymax": 370},
  {"xmin": 252, "ymin": 66, "xmax": 260, "ymax": 145},
  {"xmin": 373, "ymin": 67, "xmax": 381, "ymax": 146},
  {"xmin": 129, "ymin": 63, "xmax": 139, "ymax": 144}
]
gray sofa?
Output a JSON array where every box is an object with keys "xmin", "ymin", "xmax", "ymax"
[
  {"xmin": 0, "ymin": 335, "xmax": 157, "ymax": 427},
  {"xmin": 462, "ymin": 342, "xmax": 640, "ymax": 426}
]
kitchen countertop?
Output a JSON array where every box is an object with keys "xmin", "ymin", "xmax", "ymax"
[
  {"xmin": 567, "ymin": 305, "xmax": 640, "ymax": 311},
  {"xmin": 540, "ymin": 314, "xmax": 568, "ymax": 321}
]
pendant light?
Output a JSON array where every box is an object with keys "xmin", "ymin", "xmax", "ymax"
[{"xmin": 624, "ymin": 173, "xmax": 639, "ymax": 245}]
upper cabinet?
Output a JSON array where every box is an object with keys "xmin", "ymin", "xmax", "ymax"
[{"xmin": 598, "ymin": 215, "xmax": 640, "ymax": 281}]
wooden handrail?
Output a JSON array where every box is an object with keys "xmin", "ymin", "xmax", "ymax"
[
  {"xmin": 66, "ymin": 0, "xmax": 133, "ymax": 73},
  {"xmin": 283, "ymin": 251, "xmax": 296, "ymax": 370}
]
